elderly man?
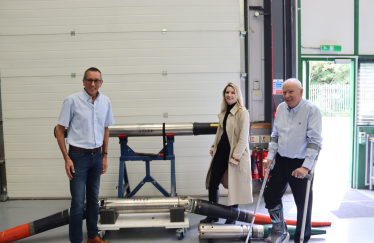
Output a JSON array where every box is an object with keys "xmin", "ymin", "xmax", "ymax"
[
  {"xmin": 56, "ymin": 67, "xmax": 115, "ymax": 243},
  {"xmin": 263, "ymin": 78, "xmax": 322, "ymax": 243}
]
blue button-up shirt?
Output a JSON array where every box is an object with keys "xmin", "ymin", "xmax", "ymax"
[
  {"xmin": 58, "ymin": 89, "xmax": 115, "ymax": 149},
  {"xmin": 267, "ymin": 98, "xmax": 323, "ymax": 169}
]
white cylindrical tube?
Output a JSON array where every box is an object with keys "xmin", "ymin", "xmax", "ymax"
[
  {"xmin": 198, "ymin": 224, "xmax": 264, "ymax": 239},
  {"xmin": 109, "ymin": 123, "xmax": 193, "ymax": 137},
  {"xmin": 103, "ymin": 197, "xmax": 191, "ymax": 213}
]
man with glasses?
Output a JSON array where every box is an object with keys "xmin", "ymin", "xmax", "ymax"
[{"xmin": 56, "ymin": 67, "xmax": 114, "ymax": 243}]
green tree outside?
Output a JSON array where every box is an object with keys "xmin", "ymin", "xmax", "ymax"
[{"xmin": 309, "ymin": 61, "xmax": 350, "ymax": 85}]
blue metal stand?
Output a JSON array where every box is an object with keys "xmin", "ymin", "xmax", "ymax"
[{"xmin": 117, "ymin": 134, "xmax": 176, "ymax": 198}]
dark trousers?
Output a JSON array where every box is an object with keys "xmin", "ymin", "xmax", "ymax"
[
  {"xmin": 264, "ymin": 153, "xmax": 313, "ymax": 243},
  {"xmin": 208, "ymin": 144, "xmax": 230, "ymax": 202},
  {"xmin": 209, "ymin": 147, "xmax": 238, "ymax": 213}
]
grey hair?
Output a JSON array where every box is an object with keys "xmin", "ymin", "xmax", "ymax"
[{"xmin": 283, "ymin": 78, "xmax": 302, "ymax": 90}]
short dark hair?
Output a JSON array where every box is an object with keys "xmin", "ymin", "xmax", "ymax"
[{"xmin": 83, "ymin": 67, "xmax": 102, "ymax": 80}]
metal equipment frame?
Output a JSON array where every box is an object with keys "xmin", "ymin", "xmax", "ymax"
[
  {"xmin": 97, "ymin": 212, "xmax": 189, "ymax": 240},
  {"xmin": 117, "ymin": 134, "xmax": 176, "ymax": 198}
]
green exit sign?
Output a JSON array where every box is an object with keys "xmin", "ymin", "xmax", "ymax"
[{"xmin": 320, "ymin": 45, "xmax": 341, "ymax": 52}]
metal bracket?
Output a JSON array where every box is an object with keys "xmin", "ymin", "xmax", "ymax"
[
  {"xmin": 249, "ymin": 6, "xmax": 270, "ymax": 17},
  {"xmin": 257, "ymin": 11, "xmax": 270, "ymax": 16},
  {"xmin": 240, "ymin": 31, "xmax": 247, "ymax": 38},
  {"xmin": 162, "ymin": 28, "xmax": 167, "ymax": 34},
  {"xmin": 71, "ymin": 31, "xmax": 75, "ymax": 36},
  {"xmin": 240, "ymin": 73, "xmax": 247, "ymax": 80},
  {"xmin": 249, "ymin": 6, "xmax": 265, "ymax": 10},
  {"xmin": 162, "ymin": 71, "xmax": 167, "ymax": 76},
  {"xmin": 0, "ymin": 195, "xmax": 7, "ymax": 202},
  {"xmin": 71, "ymin": 73, "xmax": 76, "ymax": 78}
]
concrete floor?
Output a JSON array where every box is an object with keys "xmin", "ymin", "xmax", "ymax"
[
  {"xmin": 2, "ymin": 118, "xmax": 374, "ymax": 242},
  {"xmin": 1, "ymin": 189, "xmax": 374, "ymax": 243}
]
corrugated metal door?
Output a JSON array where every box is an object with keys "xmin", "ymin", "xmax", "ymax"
[{"xmin": 0, "ymin": 0, "xmax": 241, "ymax": 198}]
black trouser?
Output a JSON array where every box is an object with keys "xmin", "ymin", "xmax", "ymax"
[
  {"xmin": 264, "ymin": 153, "xmax": 313, "ymax": 243},
  {"xmin": 209, "ymin": 146, "xmax": 230, "ymax": 203}
]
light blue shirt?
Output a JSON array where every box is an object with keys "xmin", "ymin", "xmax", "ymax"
[
  {"xmin": 267, "ymin": 98, "xmax": 323, "ymax": 170},
  {"xmin": 58, "ymin": 89, "xmax": 115, "ymax": 149}
]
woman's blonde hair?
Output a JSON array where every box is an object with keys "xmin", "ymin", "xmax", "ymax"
[{"xmin": 220, "ymin": 82, "xmax": 246, "ymax": 113}]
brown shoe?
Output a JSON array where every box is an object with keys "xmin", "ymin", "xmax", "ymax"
[{"xmin": 87, "ymin": 235, "xmax": 110, "ymax": 243}]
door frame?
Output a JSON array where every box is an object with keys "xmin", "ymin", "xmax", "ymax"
[{"xmin": 301, "ymin": 57, "xmax": 357, "ymax": 188}]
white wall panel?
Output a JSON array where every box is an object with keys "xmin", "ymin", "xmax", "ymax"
[
  {"xmin": 0, "ymin": 0, "xmax": 240, "ymax": 198},
  {"xmin": 0, "ymin": 0, "xmax": 235, "ymax": 9},
  {"xmin": 0, "ymin": 0, "xmax": 239, "ymax": 35},
  {"xmin": 300, "ymin": 0, "xmax": 354, "ymax": 55},
  {"xmin": 0, "ymin": 33, "xmax": 239, "ymax": 52},
  {"xmin": 359, "ymin": 0, "xmax": 374, "ymax": 55}
]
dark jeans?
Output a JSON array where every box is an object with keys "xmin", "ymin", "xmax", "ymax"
[
  {"xmin": 264, "ymin": 153, "xmax": 313, "ymax": 243},
  {"xmin": 69, "ymin": 148, "xmax": 102, "ymax": 243},
  {"xmin": 209, "ymin": 142, "xmax": 230, "ymax": 202}
]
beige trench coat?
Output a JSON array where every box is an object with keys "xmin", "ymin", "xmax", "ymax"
[{"xmin": 205, "ymin": 104, "xmax": 253, "ymax": 205}]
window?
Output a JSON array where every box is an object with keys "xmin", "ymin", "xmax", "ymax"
[{"xmin": 357, "ymin": 59, "xmax": 374, "ymax": 125}]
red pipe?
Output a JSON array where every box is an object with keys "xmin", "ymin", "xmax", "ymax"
[
  {"xmin": 0, "ymin": 208, "xmax": 84, "ymax": 243},
  {"xmin": 0, "ymin": 223, "xmax": 32, "ymax": 243},
  {"xmin": 254, "ymin": 212, "xmax": 331, "ymax": 227}
]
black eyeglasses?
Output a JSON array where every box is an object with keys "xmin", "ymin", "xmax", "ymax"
[{"xmin": 85, "ymin": 79, "xmax": 102, "ymax": 84}]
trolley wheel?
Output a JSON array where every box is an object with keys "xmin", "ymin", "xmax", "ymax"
[{"xmin": 176, "ymin": 228, "xmax": 187, "ymax": 240}]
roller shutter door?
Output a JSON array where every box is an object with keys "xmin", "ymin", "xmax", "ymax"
[{"xmin": 0, "ymin": 0, "xmax": 241, "ymax": 198}]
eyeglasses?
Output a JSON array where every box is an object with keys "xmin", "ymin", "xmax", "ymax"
[{"xmin": 85, "ymin": 79, "xmax": 102, "ymax": 84}]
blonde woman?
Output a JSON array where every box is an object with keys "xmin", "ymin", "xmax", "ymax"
[{"xmin": 201, "ymin": 82, "xmax": 253, "ymax": 224}]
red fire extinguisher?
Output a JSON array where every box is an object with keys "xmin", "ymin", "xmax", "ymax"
[
  {"xmin": 261, "ymin": 148, "xmax": 271, "ymax": 181},
  {"xmin": 251, "ymin": 148, "xmax": 259, "ymax": 179}
]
